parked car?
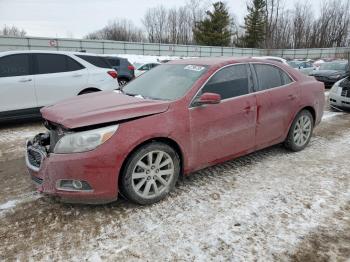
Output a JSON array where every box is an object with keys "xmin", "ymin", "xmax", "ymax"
[
  {"xmin": 135, "ymin": 62, "xmax": 160, "ymax": 77},
  {"xmin": 253, "ymin": 56, "xmax": 289, "ymax": 65},
  {"xmin": 26, "ymin": 58, "xmax": 324, "ymax": 205},
  {"xmin": 329, "ymin": 76, "xmax": 350, "ymax": 110},
  {"xmin": 310, "ymin": 60, "xmax": 349, "ymax": 88},
  {"xmin": 288, "ymin": 60, "xmax": 315, "ymax": 75},
  {"xmin": 0, "ymin": 51, "xmax": 119, "ymax": 121},
  {"xmin": 104, "ymin": 56, "xmax": 135, "ymax": 87}
]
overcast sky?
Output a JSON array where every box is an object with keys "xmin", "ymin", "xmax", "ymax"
[{"xmin": 0, "ymin": 0, "xmax": 321, "ymax": 38}]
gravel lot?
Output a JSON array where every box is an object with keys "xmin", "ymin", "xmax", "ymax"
[{"xmin": 0, "ymin": 95, "xmax": 349, "ymax": 261}]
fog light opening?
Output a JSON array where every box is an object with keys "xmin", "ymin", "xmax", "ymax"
[
  {"xmin": 72, "ymin": 180, "xmax": 83, "ymax": 190},
  {"xmin": 56, "ymin": 179, "xmax": 93, "ymax": 192}
]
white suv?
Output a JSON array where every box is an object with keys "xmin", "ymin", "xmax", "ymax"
[{"xmin": 0, "ymin": 50, "xmax": 119, "ymax": 121}]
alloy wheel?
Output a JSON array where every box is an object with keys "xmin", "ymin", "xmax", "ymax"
[
  {"xmin": 131, "ymin": 150, "xmax": 174, "ymax": 199},
  {"xmin": 293, "ymin": 115, "xmax": 312, "ymax": 147}
]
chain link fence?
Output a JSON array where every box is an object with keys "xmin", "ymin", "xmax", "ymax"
[{"xmin": 0, "ymin": 36, "xmax": 349, "ymax": 59}]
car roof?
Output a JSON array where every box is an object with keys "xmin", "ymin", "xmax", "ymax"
[
  {"xmin": 168, "ymin": 57, "xmax": 283, "ymax": 66},
  {"xmin": 0, "ymin": 50, "xmax": 103, "ymax": 57}
]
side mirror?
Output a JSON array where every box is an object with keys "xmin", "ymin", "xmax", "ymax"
[{"xmin": 195, "ymin": 92, "xmax": 221, "ymax": 106}]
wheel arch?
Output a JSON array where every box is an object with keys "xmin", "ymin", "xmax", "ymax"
[
  {"xmin": 284, "ymin": 106, "xmax": 316, "ymax": 141},
  {"xmin": 118, "ymin": 137, "xmax": 185, "ymax": 188},
  {"xmin": 78, "ymin": 87, "xmax": 101, "ymax": 95},
  {"xmin": 299, "ymin": 106, "xmax": 316, "ymax": 124}
]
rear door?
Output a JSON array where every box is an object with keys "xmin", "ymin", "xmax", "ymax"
[
  {"xmin": 252, "ymin": 63, "xmax": 299, "ymax": 148},
  {"xmin": 189, "ymin": 64, "xmax": 257, "ymax": 169},
  {"xmin": 0, "ymin": 53, "xmax": 37, "ymax": 112},
  {"xmin": 34, "ymin": 53, "xmax": 88, "ymax": 107}
]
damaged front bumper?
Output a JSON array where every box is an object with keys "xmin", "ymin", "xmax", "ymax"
[{"xmin": 25, "ymin": 133, "xmax": 120, "ymax": 204}]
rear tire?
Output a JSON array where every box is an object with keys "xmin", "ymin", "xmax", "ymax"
[
  {"xmin": 284, "ymin": 110, "xmax": 314, "ymax": 152},
  {"xmin": 118, "ymin": 78, "xmax": 129, "ymax": 87},
  {"xmin": 120, "ymin": 142, "xmax": 180, "ymax": 205}
]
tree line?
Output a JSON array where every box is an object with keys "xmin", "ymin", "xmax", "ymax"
[{"xmin": 1, "ymin": 0, "xmax": 349, "ymax": 49}]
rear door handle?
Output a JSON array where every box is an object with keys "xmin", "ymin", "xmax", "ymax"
[
  {"xmin": 288, "ymin": 94, "xmax": 297, "ymax": 100},
  {"xmin": 244, "ymin": 106, "xmax": 254, "ymax": 113},
  {"xmin": 72, "ymin": 73, "xmax": 83, "ymax": 77},
  {"xmin": 19, "ymin": 78, "xmax": 32, "ymax": 83}
]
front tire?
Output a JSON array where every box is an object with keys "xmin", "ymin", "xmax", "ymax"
[
  {"xmin": 120, "ymin": 142, "xmax": 180, "ymax": 205},
  {"xmin": 284, "ymin": 110, "xmax": 314, "ymax": 152}
]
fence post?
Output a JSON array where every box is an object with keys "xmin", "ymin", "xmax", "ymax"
[{"xmin": 27, "ymin": 37, "xmax": 30, "ymax": 50}]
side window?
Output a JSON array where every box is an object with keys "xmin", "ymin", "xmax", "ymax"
[
  {"xmin": 107, "ymin": 58, "xmax": 120, "ymax": 67},
  {"xmin": 76, "ymin": 55, "xmax": 111, "ymax": 69},
  {"xmin": 36, "ymin": 54, "xmax": 84, "ymax": 74},
  {"xmin": 201, "ymin": 64, "xmax": 249, "ymax": 100},
  {"xmin": 36, "ymin": 54, "xmax": 68, "ymax": 74},
  {"xmin": 66, "ymin": 56, "xmax": 85, "ymax": 71},
  {"xmin": 140, "ymin": 64, "xmax": 150, "ymax": 70},
  {"xmin": 0, "ymin": 54, "xmax": 30, "ymax": 77},
  {"xmin": 254, "ymin": 64, "xmax": 284, "ymax": 90},
  {"xmin": 280, "ymin": 70, "xmax": 293, "ymax": 85}
]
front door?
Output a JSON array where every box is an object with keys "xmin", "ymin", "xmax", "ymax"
[{"xmin": 189, "ymin": 64, "xmax": 257, "ymax": 170}]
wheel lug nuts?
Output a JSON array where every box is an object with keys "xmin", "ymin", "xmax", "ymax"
[
  {"xmin": 151, "ymin": 166, "xmax": 155, "ymax": 169},
  {"xmin": 146, "ymin": 170, "xmax": 150, "ymax": 174}
]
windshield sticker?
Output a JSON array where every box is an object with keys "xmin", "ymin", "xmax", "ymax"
[{"xmin": 184, "ymin": 65, "xmax": 205, "ymax": 72}]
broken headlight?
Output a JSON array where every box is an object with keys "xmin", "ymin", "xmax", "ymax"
[{"xmin": 53, "ymin": 125, "xmax": 118, "ymax": 154}]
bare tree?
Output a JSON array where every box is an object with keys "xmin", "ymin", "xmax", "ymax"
[
  {"xmin": 142, "ymin": 0, "xmax": 208, "ymax": 44},
  {"xmin": 85, "ymin": 19, "xmax": 145, "ymax": 42},
  {"xmin": 0, "ymin": 25, "xmax": 26, "ymax": 37},
  {"xmin": 291, "ymin": 2, "xmax": 314, "ymax": 48},
  {"xmin": 313, "ymin": 0, "xmax": 350, "ymax": 47},
  {"xmin": 265, "ymin": 0, "xmax": 282, "ymax": 48}
]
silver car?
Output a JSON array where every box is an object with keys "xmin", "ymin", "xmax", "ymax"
[{"xmin": 329, "ymin": 77, "xmax": 350, "ymax": 110}]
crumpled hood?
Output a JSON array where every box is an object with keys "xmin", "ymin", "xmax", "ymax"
[
  {"xmin": 41, "ymin": 91, "xmax": 170, "ymax": 129},
  {"xmin": 311, "ymin": 70, "xmax": 346, "ymax": 77}
]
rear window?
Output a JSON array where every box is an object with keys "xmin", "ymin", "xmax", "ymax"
[
  {"xmin": 0, "ymin": 54, "xmax": 30, "ymax": 77},
  {"xmin": 76, "ymin": 55, "xmax": 111, "ymax": 69}
]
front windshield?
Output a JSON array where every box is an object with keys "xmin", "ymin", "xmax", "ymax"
[
  {"xmin": 123, "ymin": 64, "xmax": 208, "ymax": 101},
  {"xmin": 320, "ymin": 62, "xmax": 348, "ymax": 71}
]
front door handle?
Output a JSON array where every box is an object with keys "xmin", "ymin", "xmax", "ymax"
[{"xmin": 19, "ymin": 78, "xmax": 32, "ymax": 83}]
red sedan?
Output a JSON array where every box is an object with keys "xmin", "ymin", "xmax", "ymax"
[{"xmin": 26, "ymin": 57, "xmax": 325, "ymax": 205}]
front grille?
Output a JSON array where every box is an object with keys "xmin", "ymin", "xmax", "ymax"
[
  {"xmin": 31, "ymin": 175, "xmax": 43, "ymax": 185},
  {"xmin": 315, "ymin": 76, "xmax": 327, "ymax": 82},
  {"xmin": 341, "ymin": 88, "xmax": 349, "ymax": 97},
  {"xmin": 27, "ymin": 148, "xmax": 43, "ymax": 168},
  {"xmin": 340, "ymin": 78, "xmax": 350, "ymax": 97}
]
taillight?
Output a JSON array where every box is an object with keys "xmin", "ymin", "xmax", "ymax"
[
  {"xmin": 107, "ymin": 71, "xmax": 118, "ymax": 79},
  {"xmin": 128, "ymin": 65, "xmax": 135, "ymax": 71}
]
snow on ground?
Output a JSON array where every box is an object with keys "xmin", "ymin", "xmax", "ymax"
[
  {"xmin": 0, "ymin": 192, "xmax": 41, "ymax": 216},
  {"xmin": 322, "ymin": 110, "xmax": 344, "ymax": 121},
  {"xmin": 0, "ymin": 109, "xmax": 349, "ymax": 261},
  {"xmin": 114, "ymin": 54, "xmax": 194, "ymax": 65}
]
